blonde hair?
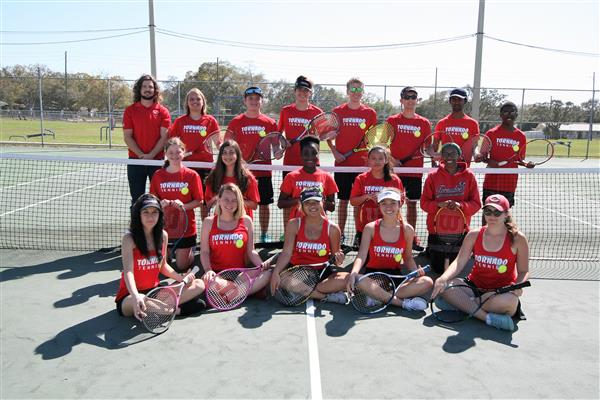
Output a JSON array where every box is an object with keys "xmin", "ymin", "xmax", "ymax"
[
  {"xmin": 215, "ymin": 183, "xmax": 246, "ymax": 220},
  {"xmin": 185, "ymin": 88, "xmax": 207, "ymax": 115},
  {"xmin": 163, "ymin": 137, "xmax": 186, "ymax": 168}
]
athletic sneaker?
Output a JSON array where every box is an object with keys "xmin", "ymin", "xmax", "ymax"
[
  {"xmin": 434, "ymin": 296, "xmax": 458, "ymax": 311},
  {"xmin": 260, "ymin": 233, "xmax": 272, "ymax": 243},
  {"xmin": 412, "ymin": 235, "xmax": 424, "ymax": 252},
  {"xmin": 321, "ymin": 292, "xmax": 349, "ymax": 304},
  {"xmin": 401, "ymin": 296, "xmax": 428, "ymax": 311},
  {"xmin": 486, "ymin": 313, "xmax": 515, "ymax": 331}
]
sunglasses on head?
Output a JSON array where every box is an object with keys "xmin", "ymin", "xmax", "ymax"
[
  {"xmin": 483, "ymin": 207, "xmax": 503, "ymax": 217},
  {"xmin": 349, "ymin": 87, "xmax": 364, "ymax": 93},
  {"xmin": 244, "ymin": 87, "xmax": 262, "ymax": 96},
  {"xmin": 402, "ymin": 94, "xmax": 418, "ymax": 100}
]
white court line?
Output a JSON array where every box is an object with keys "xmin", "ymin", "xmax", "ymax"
[
  {"xmin": 305, "ymin": 299, "xmax": 323, "ymax": 400},
  {"xmin": 516, "ymin": 197, "xmax": 600, "ymax": 230},
  {"xmin": 0, "ymin": 167, "xmax": 100, "ymax": 191},
  {"xmin": 0, "ymin": 175, "xmax": 126, "ymax": 217}
]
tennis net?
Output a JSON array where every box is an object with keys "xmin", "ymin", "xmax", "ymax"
[{"xmin": 1, "ymin": 153, "xmax": 598, "ymax": 270}]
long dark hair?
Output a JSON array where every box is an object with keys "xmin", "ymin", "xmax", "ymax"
[
  {"xmin": 129, "ymin": 193, "xmax": 164, "ymax": 261},
  {"xmin": 504, "ymin": 214, "xmax": 519, "ymax": 243},
  {"xmin": 369, "ymin": 145, "xmax": 394, "ymax": 181},
  {"xmin": 133, "ymin": 74, "xmax": 162, "ymax": 103},
  {"xmin": 205, "ymin": 140, "xmax": 250, "ymax": 194}
]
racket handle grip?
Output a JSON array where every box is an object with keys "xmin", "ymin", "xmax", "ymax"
[
  {"xmin": 183, "ymin": 266, "xmax": 200, "ymax": 284},
  {"xmin": 408, "ymin": 265, "xmax": 430, "ymax": 278}
]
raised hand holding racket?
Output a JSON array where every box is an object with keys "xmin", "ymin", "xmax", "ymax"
[
  {"xmin": 287, "ymin": 112, "xmax": 341, "ymax": 148},
  {"xmin": 340, "ymin": 122, "xmax": 395, "ymax": 160},
  {"xmin": 141, "ymin": 265, "xmax": 200, "ymax": 334}
]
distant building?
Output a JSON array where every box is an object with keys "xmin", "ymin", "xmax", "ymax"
[{"xmin": 558, "ymin": 123, "xmax": 600, "ymax": 139}]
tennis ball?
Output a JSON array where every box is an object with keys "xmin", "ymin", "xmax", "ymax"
[
  {"xmin": 201, "ymin": 131, "xmax": 207, "ymax": 137},
  {"xmin": 304, "ymin": 123, "xmax": 309, "ymax": 129},
  {"xmin": 318, "ymin": 249, "xmax": 327, "ymax": 257},
  {"xmin": 181, "ymin": 187, "xmax": 189, "ymax": 195},
  {"xmin": 462, "ymin": 132, "xmax": 469, "ymax": 140},
  {"xmin": 259, "ymin": 130, "xmax": 266, "ymax": 137},
  {"xmin": 359, "ymin": 122, "xmax": 366, "ymax": 129},
  {"xmin": 513, "ymin": 144, "xmax": 520, "ymax": 152},
  {"xmin": 235, "ymin": 239, "xmax": 244, "ymax": 248},
  {"xmin": 414, "ymin": 129, "xmax": 421, "ymax": 138},
  {"xmin": 498, "ymin": 264, "xmax": 507, "ymax": 274},
  {"xmin": 394, "ymin": 253, "xmax": 403, "ymax": 263}
]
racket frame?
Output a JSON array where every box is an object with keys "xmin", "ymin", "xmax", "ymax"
[
  {"xmin": 273, "ymin": 260, "xmax": 334, "ymax": 307},
  {"xmin": 205, "ymin": 266, "xmax": 265, "ymax": 310}
]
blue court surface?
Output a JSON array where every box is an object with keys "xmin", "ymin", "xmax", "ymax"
[{"xmin": 1, "ymin": 248, "xmax": 598, "ymax": 399}]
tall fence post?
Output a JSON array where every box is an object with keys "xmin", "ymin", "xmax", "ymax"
[
  {"xmin": 38, "ymin": 68, "xmax": 45, "ymax": 148},
  {"xmin": 519, "ymin": 88, "xmax": 526, "ymax": 129},
  {"xmin": 585, "ymin": 72, "xmax": 596, "ymax": 160}
]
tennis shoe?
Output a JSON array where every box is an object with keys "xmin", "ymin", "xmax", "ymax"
[
  {"xmin": 401, "ymin": 296, "xmax": 428, "ymax": 311},
  {"xmin": 260, "ymin": 233, "xmax": 272, "ymax": 243},
  {"xmin": 486, "ymin": 313, "xmax": 515, "ymax": 331},
  {"xmin": 322, "ymin": 292, "xmax": 349, "ymax": 304},
  {"xmin": 434, "ymin": 296, "xmax": 459, "ymax": 311},
  {"xmin": 412, "ymin": 235, "xmax": 424, "ymax": 252}
]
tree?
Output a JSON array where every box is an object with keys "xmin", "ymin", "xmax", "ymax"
[{"xmin": 527, "ymin": 99, "xmax": 581, "ymax": 138}]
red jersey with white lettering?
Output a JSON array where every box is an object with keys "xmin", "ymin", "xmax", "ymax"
[
  {"xmin": 115, "ymin": 244, "xmax": 164, "ymax": 301},
  {"xmin": 278, "ymin": 104, "xmax": 323, "ymax": 166},
  {"xmin": 169, "ymin": 114, "xmax": 220, "ymax": 162},
  {"xmin": 280, "ymin": 168, "xmax": 339, "ymax": 220},
  {"xmin": 367, "ymin": 219, "xmax": 406, "ymax": 270},
  {"xmin": 208, "ymin": 217, "xmax": 248, "ymax": 272},
  {"xmin": 387, "ymin": 113, "xmax": 432, "ymax": 177},
  {"xmin": 150, "ymin": 166, "xmax": 203, "ymax": 237},
  {"xmin": 350, "ymin": 171, "xmax": 404, "ymax": 232},
  {"xmin": 434, "ymin": 114, "xmax": 480, "ymax": 165},
  {"xmin": 289, "ymin": 218, "xmax": 331, "ymax": 265},
  {"xmin": 332, "ymin": 103, "xmax": 377, "ymax": 166},
  {"xmin": 420, "ymin": 163, "xmax": 482, "ymax": 234},
  {"xmin": 123, "ymin": 102, "xmax": 171, "ymax": 159},
  {"xmin": 482, "ymin": 125, "xmax": 527, "ymax": 193},
  {"xmin": 227, "ymin": 113, "xmax": 278, "ymax": 177},
  {"xmin": 204, "ymin": 173, "xmax": 260, "ymax": 219},
  {"xmin": 468, "ymin": 227, "xmax": 517, "ymax": 289}
]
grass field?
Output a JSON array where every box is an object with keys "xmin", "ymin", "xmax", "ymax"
[{"xmin": 1, "ymin": 117, "xmax": 598, "ymax": 157}]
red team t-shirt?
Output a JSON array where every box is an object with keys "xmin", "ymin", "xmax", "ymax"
[
  {"xmin": 434, "ymin": 114, "xmax": 480, "ymax": 165},
  {"xmin": 387, "ymin": 113, "xmax": 432, "ymax": 178},
  {"xmin": 278, "ymin": 104, "xmax": 323, "ymax": 166},
  {"xmin": 289, "ymin": 218, "xmax": 332, "ymax": 265},
  {"xmin": 169, "ymin": 114, "xmax": 220, "ymax": 163},
  {"xmin": 350, "ymin": 171, "xmax": 404, "ymax": 232},
  {"xmin": 467, "ymin": 227, "xmax": 517, "ymax": 289},
  {"xmin": 227, "ymin": 113, "xmax": 278, "ymax": 178},
  {"xmin": 150, "ymin": 166, "xmax": 204, "ymax": 238},
  {"xmin": 367, "ymin": 219, "xmax": 407, "ymax": 270},
  {"xmin": 280, "ymin": 168, "xmax": 339, "ymax": 220},
  {"xmin": 331, "ymin": 103, "xmax": 377, "ymax": 167},
  {"xmin": 482, "ymin": 125, "xmax": 528, "ymax": 193},
  {"xmin": 123, "ymin": 102, "xmax": 171, "ymax": 159},
  {"xmin": 208, "ymin": 217, "xmax": 249, "ymax": 272},
  {"xmin": 115, "ymin": 245, "xmax": 164, "ymax": 302},
  {"xmin": 204, "ymin": 174, "xmax": 260, "ymax": 219}
]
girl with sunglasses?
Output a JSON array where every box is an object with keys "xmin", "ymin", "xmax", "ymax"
[{"xmin": 431, "ymin": 194, "xmax": 530, "ymax": 331}]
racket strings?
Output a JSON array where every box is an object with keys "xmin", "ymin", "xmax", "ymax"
[
  {"xmin": 207, "ymin": 270, "xmax": 252, "ymax": 309},
  {"xmin": 310, "ymin": 114, "xmax": 339, "ymax": 140},
  {"xmin": 351, "ymin": 274, "xmax": 395, "ymax": 313},
  {"xmin": 256, "ymin": 134, "xmax": 286, "ymax": 161},
  {"xmin": 163, "ymin": 207, "xmax": 187, "ymax": 237},
  {"xmin": 274, "ymin": 267, "xmax": 321, "ymax": 306},
  {"xmin": 142, "ymin": 289, "xmax": 178, "ymax": 333}
]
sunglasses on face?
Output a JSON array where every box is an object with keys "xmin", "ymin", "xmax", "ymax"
[
  {"xmin": 349, "ymin": 87, "xmax": 364, "ymax": 93},
  {"xmin": 483, "ymin": 207, "xmax": 503, "ymax": 217},
  {"xmin": 402, "ymin": 94, "xmax": 418, "ymax": 100}
]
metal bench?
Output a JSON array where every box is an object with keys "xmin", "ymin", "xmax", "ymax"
[
  {"xmin": 553, "ymin": 140, "xmax": 572, "ymax": 157},
  {"xmin": 9, "ymin": 129, "xmax": 56, "ymax": 141}
]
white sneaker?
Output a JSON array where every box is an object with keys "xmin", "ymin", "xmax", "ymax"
[
  {"xmin": 322, "ymin": 292, "xmax": 349, "ymax": 304},
  {"xmin": 402, "ymin": 297, "xmax": 428, "ymax": 311}
]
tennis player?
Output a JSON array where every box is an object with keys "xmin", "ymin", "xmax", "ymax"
[
  {"xmin": 387, "ymin": 86, "xmax": 432, "ymax": 251},
  {"xmin": 420, "ymin": 143, "xmax": 481, "ymax": 274},
  {"xmin": 349, "ymin": 145, "xmax": 404, "ymax": 248},
  {"xmin": 123, "ymin": 74, "xmax": 171, "ymax": 205},
  {"xmin": 278, "ymin": 75, "xmax": 323, "ymax": 170},
  {"xmin": 227, "ymin": 86, "xmax": 278, "ymax": 242},
  {"xmin": 169, "ymin": 87, "xmax": 220, "ymax": 219},
  {"xmin": 278, "ymin": 136, "xmax": 338, "ymax": 223},
  {"xmin": 115, "ymin": 194, "xmax": 205, "ymax": 320},
  {"xmin": 270, "ymin": 187, "xmax": 348, "ymax": 304},
  {"xmin": 433, "ymin": 88, "xmax": 480, "ymax": 165},
  {"xmin": 476, "ymin": 102, "xmax": 534, "ymax": 224},
  {"xmin": 200, "ymin": 183, "xmax": 271, "ymax": 296},
  {"xmin": 346, "ymin": 188, "xmax": 433, "ymax": 311},
  {"xmin": 204, "ymin": 140, "xmax": 260, "ymax": 219},
  {"xmin": 431, "ymin": 194, "xmax": 530, "ymax": 331},
  {"xmin": 150, "ymin": 137, "xmax": 203, "ymax": 272},
  {"xmin": 327, "ymin": 78, "xmax": 378, "ymax": 244}
]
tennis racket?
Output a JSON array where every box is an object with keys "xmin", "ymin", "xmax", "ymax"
[
  {"xmin": 206, "ymin": 265, "xmax": 269, "ymax": 310},
  {"xmin": 350, "ymin": 265, "xmax": 431, "ymax": 314},
  {"xmin": 341, "ymin": 122, "xmax": 395, "ymax": 159},
  {"xmin": 245, "ymin": 132, "xmax": 288, "ymax": 162},
  {"xmin": 201, "ymin": 130, "xmax": 226, "ymax": 155},
  {"xmin": 141, "ymin": 265, "xmax": 200, "ymax": 333},
  {"xmin": 358, "ymin": 197, "xmax": 380, "ymax": 231},
  {"xmin": 273, "ymin": 259, "xmax": 336, "ymax": 306},
  {"xmin": 427, "ymin": 131, "xmax": 477, "ymax": 162},
  {"xmin": 430, "ymin": 280, "xmax": 531, "ymax": 323},
  {"xmin": 419, "ymin": 131, "xmax": 453, "ymax": 160},
  {"xmin": 288, "ymin": 112, "xmax": 341, "ymax": 146},
  {"xmin": 163, "ymin": 203, "xmax": 189, "ymax": 260},
  {"xmin": 469, "ymin": 134, "xmax": 494, "ymax": 163},
  {"xmin": 497, "ymin": 138, "xmax": 554, "ymax": 166},
  {"xmin": 431, "ymin": 205, "xmax": 468, "ymax": 253}
]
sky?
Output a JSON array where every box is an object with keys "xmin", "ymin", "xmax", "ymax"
[{"xmin": 1, "ymin": 0, "xmax": 599, "ymax": 105}]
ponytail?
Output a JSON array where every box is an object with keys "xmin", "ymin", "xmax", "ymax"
[{"xmin": 504, "ymin": 214, "xmax": 519, "ymax": 243}]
